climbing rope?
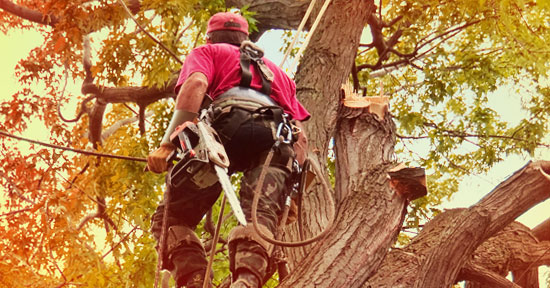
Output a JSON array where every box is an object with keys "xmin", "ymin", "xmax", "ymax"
[
  {"xmin": 279, "ymin": 0, "xmax": 318, "ymax": 67},
  {"xmin": 0, "ymin": 130, "xmax": 147, "ymax": 162},
  {"xmin": 251, "ymin": 139, "xmax": 336, "ymax": 247},
  {"xmin": 281, "ymin": 0, "xmax": 333, "ymax": 73},
  {"xmin": 202, "ymin": 195, "xmax": 227, "ymax": 288}
]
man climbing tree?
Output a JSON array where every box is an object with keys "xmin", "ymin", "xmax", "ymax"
[
  {"xmin": 2, "ymin": 0, "xmax": 550, "ymax": 287},
  {"xmin": 146, "ymin": 12, "xmax": 309, "ymax": 288}
]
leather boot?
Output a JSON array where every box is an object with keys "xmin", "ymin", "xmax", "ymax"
[{"xmin": 231, "ymin": 270, "xmax": 260, "ymax": 288}]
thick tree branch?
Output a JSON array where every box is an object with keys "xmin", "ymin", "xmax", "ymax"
[
  {"xmin": 0, "ymin": 0, "xmax": 59, "ymax": 26},
  {"xmin": 226, "ymin": 0, "xmax": 311, "ymax": 40},
  {"xmin": 414, "ymin": 161, "xmax": 550, "ymax": 287},
  {"xmin": 459, "ymin": 222, "xmax": 543, "ymax": 287},
  {"xmin": 367, "ymin": 161, "xmax": 550, "ymax": 287},
  {"xmin": 533, "ymin": 218, "xmax": 550, "ymax": 242},
  {"xmin": 460, "ymin": 263, "xmax": 521, "ymax": 288}
]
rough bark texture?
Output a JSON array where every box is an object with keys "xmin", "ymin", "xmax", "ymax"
[
  {"xmin": 533, "ymin": 218, "xmax": 550, "ymax": 242},
  {"xmin": 275, "ymin": 0, "xmax": 375, "ymax": 279},
  {"xmin": 226, "ymin": 0, "xmax": 311, "ymax": 36},
  {"xmin": 462, "ymin": 222, "xmax": 546, "ymax": 288}
]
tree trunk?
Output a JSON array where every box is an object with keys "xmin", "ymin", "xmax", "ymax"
[{"xmin": 273, "ymin": 0, "xmax": 415, "ymax": 286}]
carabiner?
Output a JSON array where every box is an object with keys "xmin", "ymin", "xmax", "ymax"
[{"xmin": 276, "ymin": 122, "xmax": 293, "ymax": 144}]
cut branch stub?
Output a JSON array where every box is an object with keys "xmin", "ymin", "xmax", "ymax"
[
  {"xmin": 341, "ymin": 82, "xmax": 389, "ymax": 121},
  {"xmin": 387, "ymin": 165, "xmax": 427, "ymax": 201}
]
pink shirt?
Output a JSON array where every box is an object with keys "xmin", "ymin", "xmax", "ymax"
[{"xmin": 175, "ymin": 43, "xmax": 310, "ymax": 121}]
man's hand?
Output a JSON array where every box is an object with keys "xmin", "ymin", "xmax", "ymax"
[{"xmin": 147, "ymin": 143, "xmax": 176, "ymax": 173}]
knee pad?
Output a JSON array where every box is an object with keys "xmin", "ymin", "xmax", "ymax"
[
  {"xmin": 160, "ymin": 225, "xmax": 205, "ymax": 271},
  {"xmin": 228, "ymin": 224, "xmax": 274, "ymax": 257},
  {"xmin": 228, "ymin": 224, "xmax": 275, "ymax": 283},
  {"xmin": 166, "ymin": 225, "xmax": 204, "ymax": 254}
]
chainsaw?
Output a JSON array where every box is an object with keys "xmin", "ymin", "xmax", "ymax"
[{"xmin": 167, "ymin": 114, "xmax": 247, "ymax": 226}]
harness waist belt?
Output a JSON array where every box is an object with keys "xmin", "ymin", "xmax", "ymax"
[{"xmin": 214, "ymin": 87, "xmax": 278, "ymax": 107}]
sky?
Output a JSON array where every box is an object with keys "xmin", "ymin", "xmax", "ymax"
[{"xmin": 1, "ymin": 23, "xmax": 549, "ymax": 283}]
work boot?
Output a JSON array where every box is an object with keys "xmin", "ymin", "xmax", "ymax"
[{"xmin": 231, "ymin": 270, "xmax": 260, "ymax": 288}]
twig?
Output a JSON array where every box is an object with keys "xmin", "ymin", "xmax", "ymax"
[
  {"xmin": 101, "ymin": 226, "xmax": 138, "ymax": 260},
  {"xmin": 0, "ymin": 171, "xmax": 36, "ymax": 204},
  {"xmin": 117, "ymin": 0, "xmax": 182, "ymax": 64}
]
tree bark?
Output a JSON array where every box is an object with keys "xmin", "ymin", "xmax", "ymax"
[
  {"xmin": 226, "ymin": 0, "xmax": 311, "ymax": 36},
  {"xmin": 278, "ymin": 0, "xmax": 374, "ymax": 262},
  {"xmin": 533, "ymin": 218, "xmax": 550, "ymax": 242},
  {"xmin": 462, "ymin": 222, "xmax": 542, "ymax": 288},
  {"xmin": 273, "ymin": 0, "xmax": 413, "ymax": 286}
]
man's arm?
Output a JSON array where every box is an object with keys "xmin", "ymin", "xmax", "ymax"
[
  {"xmin": 147, "ymin": 72, "xmax": 209, "ymax": 173},
  {"xmin": 174, "ymin": 72, "xmax": 209, "ymax": 112}
]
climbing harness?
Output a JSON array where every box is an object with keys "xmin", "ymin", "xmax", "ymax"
[{"xmin": 239, "ymin": 41, "xmax": 274, "ymax": 95}]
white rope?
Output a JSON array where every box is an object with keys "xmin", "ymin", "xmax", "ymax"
[
  {"xmin": 287, "ymin": 0, "xmax": 332, "ymax": 74},
  {"xmin": 279, "ymin": 0, "xmax": 318, "ymax": 68}
]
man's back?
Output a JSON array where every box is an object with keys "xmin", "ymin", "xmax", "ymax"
[{"xmin": 176, "ymin": 43, "xmax": 309, "ymax": 121}]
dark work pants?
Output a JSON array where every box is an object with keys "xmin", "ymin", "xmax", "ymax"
[{"xmin": 151, "ymin": 115, "xmax": 293, "ymax": 286}]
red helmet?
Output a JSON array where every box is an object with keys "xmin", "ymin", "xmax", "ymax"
[{"xmin": 206, "ymin": 12, "xmax": 249, "ymax": 36}]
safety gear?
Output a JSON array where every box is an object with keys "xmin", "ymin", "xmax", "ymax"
[
  {"xmin": 239, "ymin": 41, "xmax": 273, "ymax": 95},
  {"xmin": 228, "ymin": 224, "xmax": 273, "ymax": 287},
  {"xmin": 147, "ymin": 143, "xmax": 176, "ymax": 173},
  {"xmin": 231, "ymin": 270, "xmax": 260, "ymax": 288},
  {"xmin": 211, "ymin": 87, "xmax": 291, "ymax": 146},
  {"xmin": 229, "ymin": 224, "xmax": 274, "ymax": 256},
  {"xmin": 184, "ymin": 270, "xmax": 211, "ymax": 288},
  {"xmin": 161, "ymin": 110, "xmax": 198, "ymax": 145},
  {"xmin": 291, "ymin": 120, "xmax": 308, "ymax": 165},
  {"xmin": 163, "ymin": 226, "xmax": 210, "ymax": 287},
  {"xmin": 207, "ymin": 12, "xmax": 249, "ymax": 35}
]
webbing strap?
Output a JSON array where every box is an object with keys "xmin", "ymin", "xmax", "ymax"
[
  {"xmin": 239, "ymin": 42, "xmax": 273, "ymax": 95},
  {"xmin": 239, "ymin": 55, "xmax": 253, "ymax": 88}
]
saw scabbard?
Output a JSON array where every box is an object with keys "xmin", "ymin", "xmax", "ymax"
[
  {"xmin": 168, "ymin": 121, "xmax": 219, "ymax": 189},
  {"xmin": 167, "ymin": 117, "xmax": 247, "ymax": 225}
]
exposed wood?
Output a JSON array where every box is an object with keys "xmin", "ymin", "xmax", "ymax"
[{"xmin": 387, "ymin": 166, "xmax": 427, "ymax": 201}]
